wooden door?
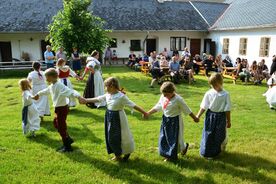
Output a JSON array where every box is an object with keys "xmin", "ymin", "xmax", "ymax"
[
  {"xmin": 146, "ymin": 39, "xmax": 156, "ymax": 55},
  {"xmin": 190, "ymin": 39, "xmax": 201, "ymax": 57}
]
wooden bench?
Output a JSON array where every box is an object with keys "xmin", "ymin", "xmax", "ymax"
[
  {"xmin": 222, "ymin": 67, "xmax": 238, "ymax": 84},
  {"xmin": 0, "ymin": 61, "xmax": 46, "ymax": 71}
]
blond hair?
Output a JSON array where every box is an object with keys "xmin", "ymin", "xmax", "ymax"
[
  {"xmin": 18, "ymin": 79, "xmax": 31, "ymax": 91},
  {"xmin": 208, "ymin": 73, "xmax": 223, "ymax": 87},
  {"xmin": 160, "ymin": 82, "xmax": 176, "ymax": 94},
  {"xmin": 44, "ymin": 68, "xmax": 58, "ymax": 78},
  {"xmin": 104, "ymin": 77, "xmax": 120, "ymax": 90}
]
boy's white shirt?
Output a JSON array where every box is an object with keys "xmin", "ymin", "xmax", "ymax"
[
  {"xmin": 37, "ymin": 81, "xmax": 80, "ymax": 107},
  {"xmin": 200, "ymin": 88, "xmax": 231, "ymax": 112}
]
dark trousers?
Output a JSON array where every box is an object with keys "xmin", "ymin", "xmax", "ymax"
[
  {"xmin": 194, "ymin": 64, "xmax": 200, "ymax": 74},
  {"xmin": 46, "ymin": 63, "xmax": 54, "ymax": 69},
  {"xmin": 205, "ymin": 67, "xmax": 217, "ymax": 76},
  {"xmin": 54, "ymin": 105, "xmax": 69, "ymax": 142}
]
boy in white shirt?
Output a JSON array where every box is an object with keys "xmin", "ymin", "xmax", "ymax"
[
  {"xmin": 34, "ymin": 68, "xmax": 86, "ymax": 152},
  {"xmin": 196, "ymin": 73, "xmax": 231, "ymax": 159}
]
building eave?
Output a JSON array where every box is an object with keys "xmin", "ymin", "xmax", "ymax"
[{"xmin": 209, "ymin": 24, "xmax": 276, "ymax": 31}]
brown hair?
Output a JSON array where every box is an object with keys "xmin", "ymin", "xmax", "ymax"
[
  {"xmin": 160, "ymin": 82, "xmax": 176, "ymax": 94},
  {"xmin": 208, "ymin": 73, "xmax": 223, "ymax": 87},
  {"xmin": 91, "ymin": 50, "xmax": 99, "ymax": 57},
  {"xmin": 44, "ymin": 68, "xmax": 58, "ymax": 78},
  {"xmin": 18, "ymin": 79, "xmax": 31, "ymax": 91},
  {"xmin": 56, "ymin": 58, "xmax": 66, "ymax": 67},
  {"xmin": 32, "ymin": 61, "xmax": 41, "ymax": 71},
  {"xmin": 104, "ymin": 77, "xmax": 120, "ymax": 90}
]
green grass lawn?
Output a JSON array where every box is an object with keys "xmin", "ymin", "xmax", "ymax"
[{"xmin": 0, "ymin": 67, "xmax": 275, "ymax": 184}]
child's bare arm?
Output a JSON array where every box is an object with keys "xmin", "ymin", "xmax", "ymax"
[
  {"xmin": 147, "ymin": 108, "xmax": 158, "ymax": 116},
  {"xmin": 133, "ymin": 105, "xmax": 148, "ymax": 118},
  {"xmin": 196, "ymin": 108, "xmax": 206, "ymax": 119},
  {"xmin": 85, "ymin": 98, "xmax": 100, "ymax": 104},
  {"xmin": 226, "ymin": 111, "xmax": 231, "ymax": 128},
  {"xmin": 189, "ymin": 112, "xmax": 199, "ymax": 123}
]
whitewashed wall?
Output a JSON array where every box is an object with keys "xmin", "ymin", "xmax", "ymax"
[
  {"xmin": 108, "ymin": 31, "xmax": 206, "ymax": 57},
  {"xmin": 208, "ymin": 27, "xmax": 276, "ymax": 68},
  {"xmin": 0, "ymin": 33, "xmax": 48, "ymax": 61}
]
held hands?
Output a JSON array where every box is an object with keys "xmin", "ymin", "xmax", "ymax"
[
  {"xmin": 142, "ymin": 112, "xmax": 150, "ymax": 119},
  {"xmin": 78, "ymin": 96, "xmax": 87, "ymax": 104},
  {"xmin": 194, "ymin": 116, "xmax": 200, "ymax": 123},
  {"xmin": 32, "ymin": 95, "xmax": 39, "ymax": 100}
]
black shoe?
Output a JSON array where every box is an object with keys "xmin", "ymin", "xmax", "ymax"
[
  {"xmin": 123, "ymin": 154, "xmax": 131, "ymax": 161},
  {"xmin": 67, "ymin": 137, "xmax": 74, "ymax": 145}
]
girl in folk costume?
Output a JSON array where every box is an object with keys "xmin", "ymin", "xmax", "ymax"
[
  {"xmin": 81, "ymin": 50, "xmax": 106, "ymax": 108},
  {"xmin": 56, "ymin": 58, "xmax": 80, "ymax": 107},
  {"xmin": 263, "ymin": 71, "xmax": 276, "ymax": 110},
  {"xmin": 84, "ymin": 77, "xmax": 148, "ymax": 161},
  {"xmin": 18, "ymin": 79, "xmax": 40, "ymax": 136},
  {"xmin": 147, "ymin": 82, "xmax": 199, "ymax": 161},
  {"xmin": 196, "ymin": 73, "xmax": 231, "ymax": 159},
  {"xmin": 27, "ymin": 62, "xmax": 50, "ymax": 118}
]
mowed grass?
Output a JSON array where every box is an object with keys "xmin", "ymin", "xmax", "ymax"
[{"xmin": 0, "ymin": 66, "xmax": 275, "ymax": 184}]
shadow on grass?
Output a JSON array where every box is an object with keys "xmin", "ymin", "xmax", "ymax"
[{"xmin": 177, "ymin": 152, "xmax": 276, "ymax": 184}]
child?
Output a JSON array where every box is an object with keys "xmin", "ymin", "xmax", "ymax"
[
  {"xmin": 196, "ymin": 73, "xmax": 231, "ymax": 159},
  {"xmin": 18, "ymin": 79, "xmax": 40, "ymax": 136},
  {"xmin": 34, "ymin": 68, "xmax": 85, "ymax": 152},
  {"xmin": 27, "ymin": 62, "xmax": 50, "ymax": 118},
  {"xmin": 56, "ymin": 58, "xmax": 79, "ymax": 107},
  {"xmin": 84, "ymin": 77, "xmax": 148, "ymax": 161},
  {"xmin": 147, "ymin": 82, "xmax": 199, "ymax": 161},
  {"xmin": 263, "ymin": 71, "xmax": 276, "ymax": 110}
]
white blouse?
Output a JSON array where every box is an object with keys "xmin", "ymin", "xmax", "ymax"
[
  {"xmin": 153, "ymin": 94, "xmax": 192, "ymax": 117},
  {"xmin": 86, "ymin": 57, "xmax": 101, "ymax": 70},
  {"xmin": 22, "ymin": 90, "xmax": 34, "ymax": 106},
  {"xmin": 200, "ymin": 88, "xmax": 231, "ymax": 112},
  {"xmin": 96, "ymin": 92, "xmax": 136, "ymax": 111},
  {"xmin": 27, "ymin": 71, "xmax": 47, "ymax": 86},
  {"xmin": 37, "ymin": 81, "xmax": 80, "ymax": 107}
]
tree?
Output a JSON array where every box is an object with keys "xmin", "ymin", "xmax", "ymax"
[{"xmin": 47, "ymin": 0, "xmax": 110, "ymax": 55}]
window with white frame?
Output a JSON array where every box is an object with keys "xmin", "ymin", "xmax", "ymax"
[
  {"xmin": 239, "ymin": 38, "xmax": 247, "ymax": 55},
  {"xmin": 222, "ymin": 38, "xmax": 229, "ymax": 54},
  {"xmin": 170, "ymin": 37, "xmax": 186, "ymax": 51},
  {"xmin": 259, "ymin": 37, "xmax": 270, "ymax": 57}
]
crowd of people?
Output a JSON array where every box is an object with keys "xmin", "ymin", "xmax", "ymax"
[{"xmin": 125, "ymin": 47, "xmax": 276, "ymax": 86}]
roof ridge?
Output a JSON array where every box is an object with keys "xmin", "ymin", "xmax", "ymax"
[
  {"xmin": 209, "ymin": 3, "xmax": 232, "ymax": 30},
  {"xmin": 189, "ymin": 1, "xmax": 211, "ymax": 27}
]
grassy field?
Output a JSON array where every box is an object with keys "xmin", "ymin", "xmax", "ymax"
[{"xmin": 0, "ymin": 66, "xmax": 275, "ymax": 184}]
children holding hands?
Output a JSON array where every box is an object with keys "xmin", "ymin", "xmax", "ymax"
[
  {"xmin": 146, "ymin": 82, "xmax": 199, "ymax": 161},
  {"xmin": 33, "ymin": 68, "xmax": 86, "ymax": 152},
  {"xmin": 82, "ymin": 77, "xmax": 148, "ymax": 161},
  {"xmin": 196, "ymin": 73, "xmax": 231, "ymax": 159}
]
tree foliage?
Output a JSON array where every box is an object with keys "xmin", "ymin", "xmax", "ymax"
[{"xmin": 47, "ymin": 0, "xmax": 110, "ymax": 55}]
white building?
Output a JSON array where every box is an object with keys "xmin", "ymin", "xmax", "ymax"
[
  {"xmin": 208, "ymin": 0, "xmax": 276, "ymax": 67},
  {"xmin": 0, "ymin": 0, "xmax": 275, "ymax": 68}
]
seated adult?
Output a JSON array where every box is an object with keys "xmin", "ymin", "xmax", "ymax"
[
  {"xmin": 223, "ymin": 55, "xmax": 233, "ymax": 67},
  {"xmin": 214, "ymin": 54, "xmax": 224, "ymax": 73},
  {"xmin": 193, "ymin": 54, "xmax": 202, "ymax": 75},
  {"xmin": 237, "ymin": 59, "xmax": 250, "ymax": 83},
  {"xmin": 169, "ymin": 56, "xmax": 181, "ymax": 84},
  {"xmin": 257, "ymin": 59, "xmax": 270, "ymax": 83},
  {"xmin": 203, "ymin": 55, "xmax": 217, "ymax": 77},
  {"xmin": 150, "ymin": 56, "xmax": 163, "ymax": 88},
  {"xmin": 182, "ymin": 56, "xmax": 195, "ymax": 84},
  {"xmin": 250, "ymin": 60, "xmax": 260, "ymax": 84},
  {"xmin": 127, "ymin": 51, "xmax": 136, "ymax": 67}
]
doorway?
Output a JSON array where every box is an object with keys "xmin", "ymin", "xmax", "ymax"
[
  {"xmin": 190, "ymin": 39, "xmax": 201, "ymax": 57},
  {"xmin": 204, "ymin": 39, "xmax": 216, "ymax": 56},
  {"xmin": 146, "ymin": 39, "xmax": 156, "ymax": 55},
  {"xmin": 0, "ymin": 42, "xmax": 12, "ymax": 62}
]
